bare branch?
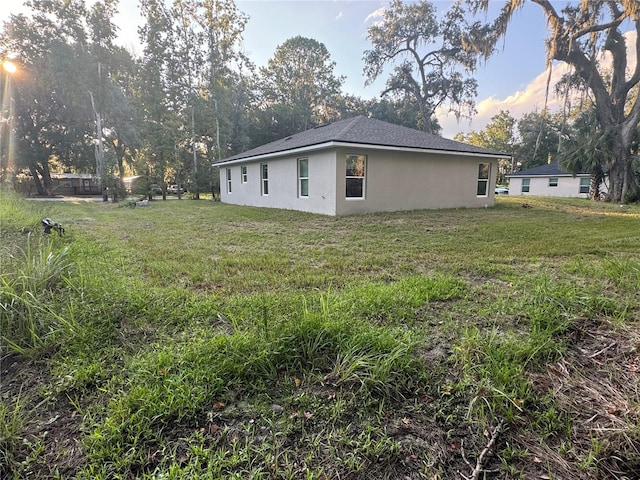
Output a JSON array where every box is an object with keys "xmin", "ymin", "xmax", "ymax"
[
  {"xmin": 459, "ymin": 420, "xmax": 505, "ymax": 480},
  {"xmin": 571, "ymin": 14, "xmax": 627, "ymax": 40}
]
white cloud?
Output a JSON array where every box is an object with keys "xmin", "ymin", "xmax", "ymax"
[
  {"xmin": 364, "ymin": 7, "xmax": 385, "ymax": 24},
  {"xmin": 439, "ymin": 30, "xmax": 638, "ymax": 139}
]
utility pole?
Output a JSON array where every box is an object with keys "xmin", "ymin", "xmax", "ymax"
[
  {"xmin": 192, "ymin": 105, "xmax": 199, "ymax": 199},
  {"xmin": 89, "ymin": 90, "xmax": 107, "ymax": 201}
]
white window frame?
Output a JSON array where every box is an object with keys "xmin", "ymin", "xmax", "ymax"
[
  {"xmin": 521, "ymin": 178, "xmax": 530, "ymax": 193},
  {"xmin": 579, "ymin": 177, "xmax": 590, "ymax": 194},
  {"xmin": 476, "ymin": 162, "xmax": 490, "ymax": 197},
  {"xmin": 549, "ymin": 177, "xmax": 558, "ymax": 187},
  {"xmin": 226, "ymin": 168, "xmax": 232, "ymax": 194},
  {"xmin": 261, "ymin": 163, "xmax": 269, "ymax": 196},
  {"xmin": 298, "ymin": 158, "xmax": 309, "ymax": 198},
  {"xmin": 345, "ymin": 154, "xmax": 366, "ymax": 199},
  {"xmin": 241, "ymin": 165, "xmax": 247, "ymax": 184}
]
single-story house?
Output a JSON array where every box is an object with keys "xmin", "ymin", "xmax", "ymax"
[
  {"xmin": 214, "ymin": 116, "xmax": 508, "ymax": 215},
  {"xmin": 50, "ymin": 173, "xmax": 102, "ymax": 195},
  {"xmin": 506, "ymin": 163, "xmax": 607, "ymax": 198},
  {"xmin": 17, "ymin": 172, "xmax": 102, "ymax": 196}
]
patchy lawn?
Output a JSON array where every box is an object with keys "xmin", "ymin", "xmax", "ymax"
[{"xmin": 2, "ymin": 193, "xmax": 639, "ymax": 479}]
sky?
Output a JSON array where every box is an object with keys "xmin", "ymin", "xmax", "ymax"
[{"xmin": 1, "ymin": 1, "xmax": 636, "ymax": 138}]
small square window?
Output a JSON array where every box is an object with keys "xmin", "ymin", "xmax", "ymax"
[{"xmin": 549, "ymin": 177, "xmax": 558, "ymax": 187}]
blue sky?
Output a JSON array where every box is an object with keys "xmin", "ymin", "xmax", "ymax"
[
  {"xmin": 4, "ymin": 0, "xmax": 629, "ymax": 138},
  {"xmin": 234, "ymin": 0, "xmax": 552, "ymax": 136}
]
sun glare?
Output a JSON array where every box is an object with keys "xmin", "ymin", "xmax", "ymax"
[{"xmin": 2, "ymin": 60, "xmax": 17, "ymax": 74}]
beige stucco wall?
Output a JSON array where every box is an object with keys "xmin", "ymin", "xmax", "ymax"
[
  {"xmin": 219, "ymin": 147, "xmax": 499, "ymax": 215},
  {"xmin": 334, "ymin": 147, "xmax": 497, "ymax": 215}
]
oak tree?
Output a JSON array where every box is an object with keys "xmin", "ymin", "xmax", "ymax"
[
  {"xmin": 467, "ymin": 0, "xmax": 640, "ymax": 202},
  {"xmin": 363, "ymin": 0, "xmax": 478, "ymax": 134}
]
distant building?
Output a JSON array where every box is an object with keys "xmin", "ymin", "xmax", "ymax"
[
  {"xmin": 506, "ymin": 163, "xmax": 607, "ymax": 198},
  {"xmin": 18, "ymin": 172, "xmax": 101, "ymax": 196}
]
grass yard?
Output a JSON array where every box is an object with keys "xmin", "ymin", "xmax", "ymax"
[{"xmin": 1, "ymin": 191, "xmax": 639, "ymax": 479}]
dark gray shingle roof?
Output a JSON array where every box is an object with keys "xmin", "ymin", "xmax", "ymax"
[
  {"xmin": 507, "ymin": 163, "xmax": 589, "ymax": 177},
  {"xmin": 217, "ymin": 116, "xmax": 508, "ymax": 164}
]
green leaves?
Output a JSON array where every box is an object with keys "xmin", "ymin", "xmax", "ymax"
[
  {"xmin": 363, "ymin": 0, "xmax": 478, "ymax": 132},
  {"xmin": 258, "ymin": 36, "xmax": 345, "ymax": 136}
]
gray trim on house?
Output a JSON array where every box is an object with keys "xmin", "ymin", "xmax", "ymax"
[{"xmin": 216, "ymin": 116, "xmax": 509, "ymax": 165}]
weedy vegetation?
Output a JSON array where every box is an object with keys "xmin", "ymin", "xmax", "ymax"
[{"xmin": 1, "ymin": 189, "xmax": 639, "ymax": 479}]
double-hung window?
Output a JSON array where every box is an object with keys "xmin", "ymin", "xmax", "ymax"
[
  {"xmin": 521, "ymin": 178, "xmax": 530, "ymax": 193},
  {"xmin": 346, "ymin": 154, "xmax": 366, "ymax": 198},
  {"xmin": 477, "ymin": 163, "xmax": 490, "ymax": 196},
  {"xmin": 298, "ymin": 158, "xmax": 309, "ymax": 197},
  {"xmin": 579, "ymin": 178, "xmax": 589, "ymax": 194},
  {"xmin": 261, "ymin": 163, "xmax": 269, "ymax": 195},
  {"xmin": 241, "ymin": 165, "xmax": 247, "ymax": 183},
  {"xmin": 226, "ymin": 168, "xmax": 232, "ymax": 193},
  {"xmin": 549, "ymin": 177, "xmax": 558, "ymax": 187}
]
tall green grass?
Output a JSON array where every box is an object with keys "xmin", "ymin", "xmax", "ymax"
[
  {"xmin": 2, "ymin": 191, "xmax": 639, "ymax": 479},
  {"xmin": 80, "ymin": 288, "xmax": 431, "ymax": 478},
  {"xmin": 0, "ymin": 235, "xmax": 79, "ymax": 355},
  {"xmin": 0, "ymin": 388, "xmax": 25, "ymax": 478},
  {"xmin": 453, "ymin": 272, "xmax": 627, "ymax": 429}
]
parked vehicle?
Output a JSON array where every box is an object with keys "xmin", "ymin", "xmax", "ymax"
[
  {"xmin": 495, "ymin": 187, "xmax": 509, "ymax": 195},
  {"xmin": 168, "ymin": 184, "xmax": 185, "ymax": 194}
]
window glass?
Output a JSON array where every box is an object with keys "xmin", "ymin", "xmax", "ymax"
[
  {"xmin": 477, "ymin": 162, "xmax": 490, "ymax": 196},
  {"xmin": 521, "ymin": 178, "xmax": 530, "ymax": 193},
  {"xmin": 261, "ymin": 163, "xmax": 269, "ymax": 195},
  {"xmin": 241, "ymin": 165, "xmax": 247, "ymax": 183},
  {"xmin": 549, "ymin": 177, "xmax": 558, "ymax": 187},
  {"xmin": 478, "ymin": 163, "xmax": 490, "ymax": 179},
  {"xmin": 226, "ymin": 168, "xmax": 232, "ymax": 193},
  {"xmin": 579, "ymin": 178, "xmax": 589, "ymax": 194},
  {"xmin": 298, "ymin": 158, "xmax": 309, "ymax": 197},
  {"xmin": 346, "ymin": 154, "xmax": 366, "ymax": 198}
]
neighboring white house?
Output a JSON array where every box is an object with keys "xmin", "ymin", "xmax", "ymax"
[
  {"xmin": 506, "ymin": 163, "xmax": 607, "ymax": 198},
  {"xmin": 215, "ymin": 116, "xmax": 508, "ymax": 215}
]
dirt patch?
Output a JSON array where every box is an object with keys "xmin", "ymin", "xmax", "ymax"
[
  {"xmin": 1, "ymin": 354, "xmax": 87, "ymax": 478},
  {"xmin": 524, "ymin": 320, "xmax": 640, "ymax": 479}
]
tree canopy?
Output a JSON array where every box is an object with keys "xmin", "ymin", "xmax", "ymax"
[
  {"xmin": 363, "ymin": 0, "xmax": 478, "ymax": 133},
  {"xmin": 257, "ymin": 36, "xmax": 345, "ymax": 138},
  {"xmin": 2, "ymin": 0, "xmax": 640, "ymax": 204}
]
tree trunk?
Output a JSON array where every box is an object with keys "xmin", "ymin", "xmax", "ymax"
[
  {"xmin": 36, "ymin": 162, "xmax": 53, "ymax": 196},
  {"xmin": 589, "ymin": 164, "xmax": 604, "ymax": 201},
  {"xmin": 28, "ymin": 163, "xmax": 44, "ymax": 196},
  {"xmin": 192, "ymin": 106, "xmax": 200, "ymax": 199},
  {"xmin": 89, "ymin": 91, "xmax": 107, "ymax": 202},
  {"xmin": 608, "ymin": 134, "xmax": 639, "ymax": 203},
  {"xmin": 418, "ymin": 99, "xmax": 432, "ymax": 134}
]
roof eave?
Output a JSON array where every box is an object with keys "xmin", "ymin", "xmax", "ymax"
[
  {"xmin": 215, "ymin": 141, "xmax": 510, "ymax": 166},
  {"xmin": 506, "ymin": 173, "xmax": 591, "ymax": 178}
]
